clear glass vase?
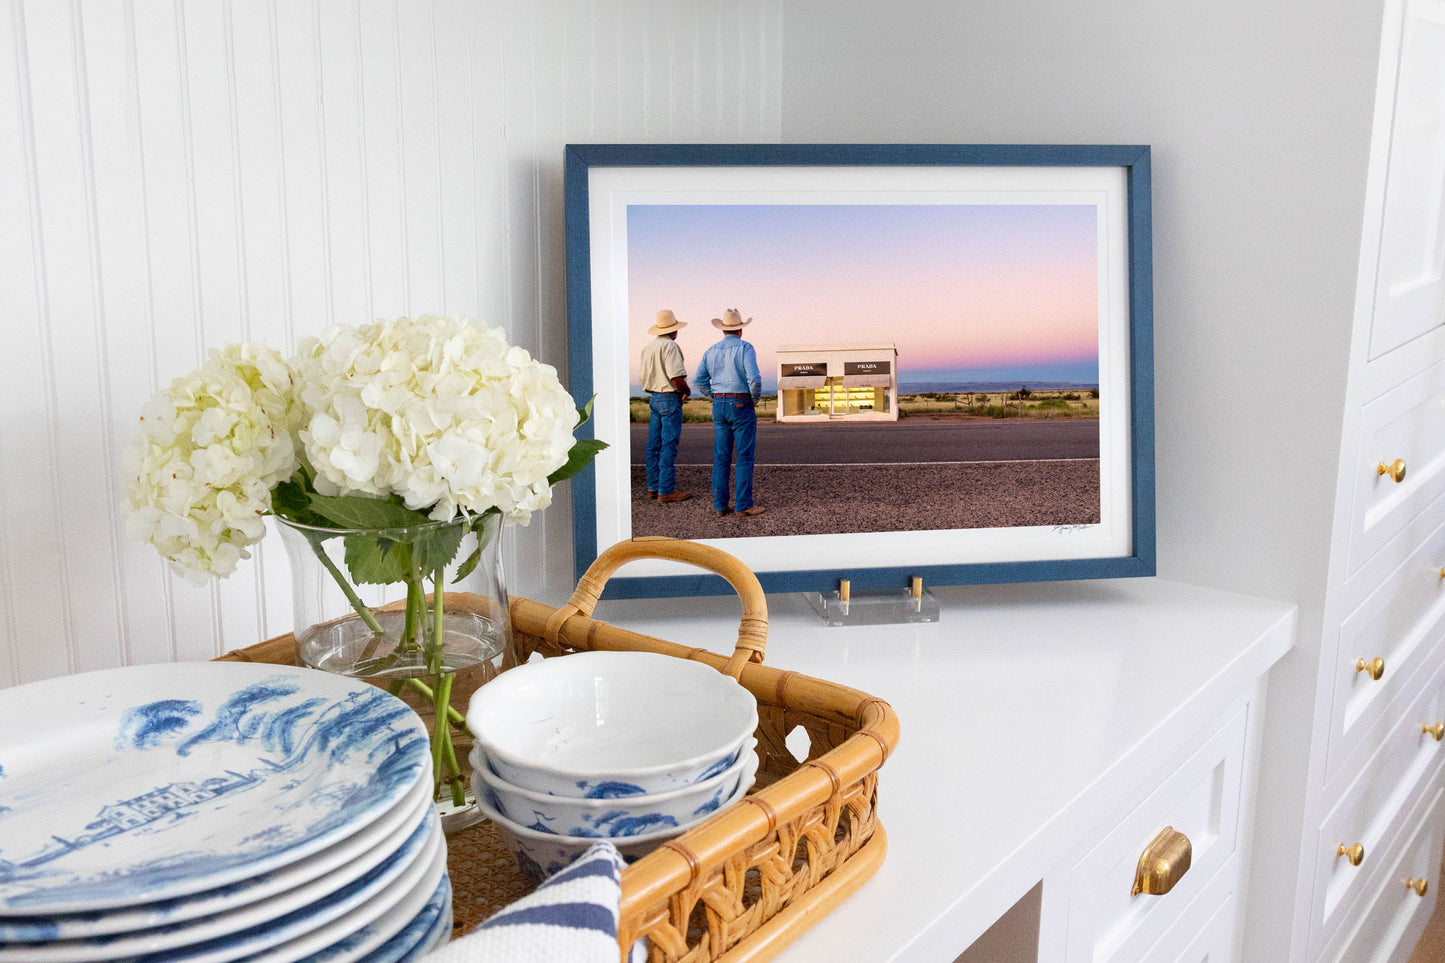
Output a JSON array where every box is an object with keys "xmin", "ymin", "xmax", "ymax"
[{"xmin": 276, "ymin": 511, "xmax": 511, "ymax": 833}]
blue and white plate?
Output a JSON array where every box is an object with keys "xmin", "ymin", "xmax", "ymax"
[
  {"xmin": 0, "ymin": 810, "xmax": 441, "ymax": 962},
  {"xmin": 0, "ymin": 663, "xmax": 431, "ymax": 915},
  {"xmin": 343, "ymin": 873, "xmax": 451, "ymax": 963},
  {"xmin": 0, "ymin": 777, "xmax": 434, "ymax": 943},
  {"xmin": 231, "ymin": 830, "xmax": 448, "ymax": 963}
]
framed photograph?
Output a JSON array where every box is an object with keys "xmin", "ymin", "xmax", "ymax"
[{"xmin": 564, "ymin": 144, "xmax": 1153, "ymax": 599}]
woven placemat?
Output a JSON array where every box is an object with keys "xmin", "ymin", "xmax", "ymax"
[{"xmin": 444, "ymin": 818, "xmax": 536, "ymax": 940}]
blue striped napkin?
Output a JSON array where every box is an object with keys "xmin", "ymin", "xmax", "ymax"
[{"xmin": 423, "ymin": 841, "xmax": 642, "ymax": 962}]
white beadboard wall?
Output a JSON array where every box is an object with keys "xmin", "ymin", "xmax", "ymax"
[{"xmin": 0, "ymin": 0, "xmax": 783, "ymax": 687}]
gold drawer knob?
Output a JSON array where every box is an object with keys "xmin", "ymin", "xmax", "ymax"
[
  {"xmin": 1408, "ymin": 877, "xmax": 1430, "ymax": 896},
  {"xmin": 1355, "ymin": 657, "xmax": 1386, "ymax": 681},
  {"xmin": 1424, "ymin": 723, "xmax": 1445, "ymax": 741},
  {"xmin": 1132, "ymin": 826, "xmax": 1192, "ymax": 896},
  {"xmin": 1338, "ymin": 843, "xmax": 1365, "ymax": 866},
  {"xmin": 1378, "ymin": 459, "xmax": 1408, "ymax": 483}
]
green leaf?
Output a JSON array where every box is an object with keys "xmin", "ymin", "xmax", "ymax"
[
  {"xmin": 452, "ymin": 510, "xmax": 501, "ymax": 582},
  {"xmin": 270, "ymin": 472, "xmax": 331, "ymax": 528},
  {"xmin": 412, "ymin": 522, "xmax": 466, "ymax": 575},
  {"xmin": 548, "ymin": 438, "xmax": 609, "ymax": 487},
  {"xmin": 343, "ymin": 533, "xmax": 412, "ymax": 585},
  {"xmin": 305, "ymin": 492, "xmax": 435, "ymax": 531}
]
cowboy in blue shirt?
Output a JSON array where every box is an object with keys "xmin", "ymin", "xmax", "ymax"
[{"xmin": 694, "ymin": 309, "xmax": 765, "ymax": 517}]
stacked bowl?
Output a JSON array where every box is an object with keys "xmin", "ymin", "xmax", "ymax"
[
  {"xmin": 466, "ymin": 651, "xmax": 759, "ymax": 882},
  {"xmin": 0, "ymin": 662, "xmax": 452, "ymax": 963}
]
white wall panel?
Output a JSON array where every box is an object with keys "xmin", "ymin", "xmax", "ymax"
[{"xmin": 0, "ymin": 0, "xmax": 782, "ymax": 686}]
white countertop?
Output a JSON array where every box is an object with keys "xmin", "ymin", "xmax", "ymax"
[{"xmin": 593, "ymin": 576, "xmax": 1295, "ymax": 962}]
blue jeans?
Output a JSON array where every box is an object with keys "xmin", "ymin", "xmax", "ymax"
[
  {"xmin": 711, "ymin": 398, "xmax": 757, "ymax": 512},
  {"xmin": 645, "ymin": 393, "xmax": 683, "ymax": 495}
]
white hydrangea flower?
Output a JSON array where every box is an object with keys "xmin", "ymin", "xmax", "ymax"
[
  {"xmin": 123, "ymin": 343, "xmax": 300, "ymax": 584},
  {"xmin": 292, "ymin": 314, "xmax": 580, "ymax": 524}
]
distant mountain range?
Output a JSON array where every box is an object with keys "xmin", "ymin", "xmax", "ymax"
[
  {"xmin": 629, "ymin": 380, "xmax": 1099, "ymax": 398},
  {"xmin": 897, "ymin": 381, "xmax": 1099, "ymax": 394}
]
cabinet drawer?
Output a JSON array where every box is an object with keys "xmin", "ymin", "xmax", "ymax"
[
  {"xmin": 1327, "ymin": 508, "xmax": 1445, "ymax": 778},
  {"xmin": 1147, "ymin": 874, "xmax": 1235, "ymax": 963},
  {"xmin": 1314, "ymin": 668, "xmax": 1444, "ymax": 940},
  {"xmin": 1062, "ymin": 706, "xmax": 1247, "ymax": 963},
  {"xmin": 1320, "ymin": 788, "xmax": 1443, "ymax": 963},
  {"xmin": 1345, "ymin": 358, "xmax": 1445, "ymax": 575}
]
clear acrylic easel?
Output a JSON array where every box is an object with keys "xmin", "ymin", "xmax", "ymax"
[{"xmin": 804, "ymin": 577, "xmax": 940, "ymax": 627}]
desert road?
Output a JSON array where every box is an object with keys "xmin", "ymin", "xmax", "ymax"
[{"xmin": 629, "ymin": 417, "xmax": 1099, "ymax": 466}]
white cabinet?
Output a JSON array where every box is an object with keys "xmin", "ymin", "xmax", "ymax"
[
  {"xmin": 1056, "ymin": 705, "xmax": 1248, "ymax": 963},
  {"xmin": 1273, "ymin": 0, "xmax": 1445, "ymax": 957}
]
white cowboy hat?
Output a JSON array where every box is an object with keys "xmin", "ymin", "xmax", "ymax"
[
  {"xmin": 711, "ymin": 308, "xmax": 752, "ymax": 331},
  {"xmin": 648, "ymin": 309, "xmax": 687, "ymax": 336}
]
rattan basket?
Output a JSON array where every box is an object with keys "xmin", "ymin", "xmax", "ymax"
[{"xmin": 219, "ymin": 537, "xmax": 899, "ymax": 962}]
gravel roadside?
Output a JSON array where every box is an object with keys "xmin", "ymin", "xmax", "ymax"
[{"xmin": 630, "ymin": 460, "xmax": 1100, "ymax": 539}]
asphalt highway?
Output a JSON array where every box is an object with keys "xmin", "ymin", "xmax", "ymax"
[{"xmin": 628, "ymin": 416, "xmax": 1099, "ymax": 466}]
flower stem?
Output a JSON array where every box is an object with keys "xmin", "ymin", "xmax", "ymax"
[
  {"xmin": 430, "ymin": 670, "xmax": 465, "ymax": 806},
  {"xmin": 303, "ymin": 532, "xmax": 385, "ymax": 635},
  {"xmin": 402, "ymin": 677, "xmax": 467, "ymax": 728}
]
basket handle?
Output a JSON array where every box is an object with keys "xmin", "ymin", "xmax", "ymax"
[{"xmin": 543, "ymin": 537, "xmax": 767, "ymax": 678}]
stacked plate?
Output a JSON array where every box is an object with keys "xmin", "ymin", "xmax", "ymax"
[{"xmin": 0, "ymin": 662, "xmax": 451, "ymax": 962}]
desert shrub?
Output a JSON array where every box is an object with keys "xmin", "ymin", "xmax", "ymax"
[{"xmin": 1090, "ymin": 388, "xmax": 1100, "ymax": 399}]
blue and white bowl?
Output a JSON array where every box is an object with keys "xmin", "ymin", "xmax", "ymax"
[
  {"xmin": 472, "ymin": 762, "xmax": 755, "ymax": 884},
  {"xmin": 470, "ymin": 739, "xmax": 757, "ymax": 837},
  {"xmin": 466, "ymin": 651, "xmax": 758, "ymax": 797}
]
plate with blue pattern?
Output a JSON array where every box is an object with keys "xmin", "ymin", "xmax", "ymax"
[
  {"xmin": 229, "ymin": 828, "xmax": 447, "ymax": 963},
  {"xmin": 340, "ymin": 872, "xmax": 451, "ymax": 963},
  {"xmin": 0, "ymin": 776, "xmax": 434, "ymax": 944},
  {"xmin": 0, "ymin": 662, "xmax": 431, "ymax": 915},
  {"xmin": 0, "ymin": 809, "xmax": 440, "ymax": 962}
]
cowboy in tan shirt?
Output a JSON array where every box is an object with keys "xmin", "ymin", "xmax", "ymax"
[{"xmin": 639, "ymin": 310, "xmax": 692, "ymax": 502}]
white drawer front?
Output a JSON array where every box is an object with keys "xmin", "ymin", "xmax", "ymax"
[
  {"xmin": 1155, "ymin": 882, "xmax": 1235, "ymax": 963},
  {"xmin": 1322, "ymin": 788, "xmax": 1443, "ymax": 963},
  {"xmin": 1314, "ymin": 671, "xmax": 1443, "ymax": 938},
  {"xmin": 1347, "ymin": 359, "xmax": 1445, "ymax": 575},
  {"xmin": 1328, "ymin": 509, "xmax": 1445, "ymax": 779},
  {"xmin": 1063, "ymin": 706, "xmax": 1247, "ymax": 963}
]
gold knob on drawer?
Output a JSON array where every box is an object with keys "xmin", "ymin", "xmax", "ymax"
[
  {"xmin": 1132, "ymin": 826, "xmax": 1192, "ymax": 896},
  {"xmin": 1408, "ymin": 878, "xmax": 1430, "ymax": 896},
  {"xmin": 1355, "ymin": 657, "xmax": 1386, "ymax": 681},
  {"xmin": 1338, "ymin": 843, "xmax": 1366, "ymax": 866},
  {"xmin": 1378, "ymin": 459, "xmax": 1408, "ymax": 483},
  {"xmin": 1424, "ymin": 723, "xmax": 1445, "ymax": 741}
]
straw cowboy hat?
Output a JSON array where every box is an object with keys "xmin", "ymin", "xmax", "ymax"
[
  {"xmin": 648, "ymin": 309, "xmax": 687, "ymax": 336},
  {"xmin": 711, "ymin": 308, "xmax": 752, "ymax": 331}
]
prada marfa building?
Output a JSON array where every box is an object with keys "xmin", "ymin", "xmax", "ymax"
[{"xmin": 775, "ymin": 343, "xmax": 899, "ymax": 423}]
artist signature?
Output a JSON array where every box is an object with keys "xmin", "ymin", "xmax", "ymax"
[{"xmin": 1052, "ymin": 524, "xmax": 1094, "ymax": 534}]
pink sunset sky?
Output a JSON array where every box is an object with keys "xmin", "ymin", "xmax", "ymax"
[{"xmin": 626, "ymin": 202, "xmax": 1100, "ymax": 391}]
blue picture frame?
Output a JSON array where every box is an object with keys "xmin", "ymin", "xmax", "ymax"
[{"xmin": 565, "ymin": 143, "xmax": 1154, "ymax": 599}]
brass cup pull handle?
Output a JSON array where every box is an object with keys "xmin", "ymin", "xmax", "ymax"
[
  {"xmin": 1338, "ymin": 843, "xmax": 1365, "ymax": 866},
  {"xmin": 1408, "ymin": 877, "xmax": 1430, "ymax": 897},
  {"xmin": 1379, "ymin": 459, "xmax": 1408, "ymax": 483},
  {"xmin": 1424, "ymin": 723, "xmax": 1445, "ymax": 741},
  {"xmin": 1132, "ymin": 826, "xmax": 1192, "ymax": 896},
  {"xmin": 1355, "ymin": 657, "xmax": 1386, "ymax": 681}
]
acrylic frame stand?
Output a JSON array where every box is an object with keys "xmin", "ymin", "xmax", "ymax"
[{"xmin": 805, "ymin": 577, "xmax": 941, "ymax": 627}]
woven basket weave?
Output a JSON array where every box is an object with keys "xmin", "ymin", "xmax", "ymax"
[{"xmin": 219, "ymin": 537, "xmax": 898, "ymax": 962}]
